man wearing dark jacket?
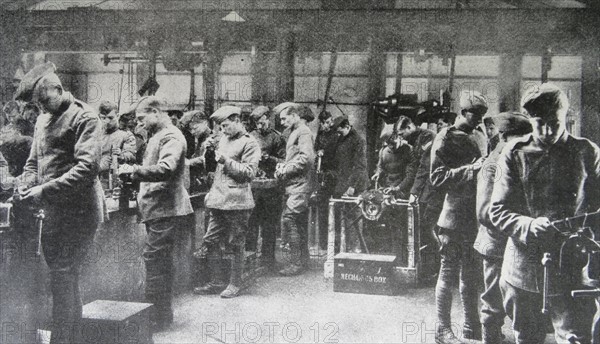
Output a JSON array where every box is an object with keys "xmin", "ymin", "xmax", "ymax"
[
  {"xmin": 395, "ymin": 116, "xmax": 435, "ymax": 198},
  {"xmin": 247, "ymin": 105, "xmax": 286, "ymax": 267},
  {"xmin": 430, "ymin": 91, "xmax": 488, "ymax": 344},
  {"xmin": 474, "ymin": 112, "xmax": 532, "ymax": 344},
  {"xmin": 490, "ymin": 84, "xmax": 599, "ymax": 344},
  {"xmin": 332, "ymin": 115, "xmax": 369, "ymax": 252},
  {"xmin": 119, "ymin": 96, "xmax": 194, "ymax": 330},
  {"xmin": 16, "ymin": 62, "xmax": 104, "ymax": 344}
]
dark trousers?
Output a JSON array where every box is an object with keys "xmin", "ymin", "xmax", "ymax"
[
  {"xmin": 246, "ymin": 189, "xmax": 282, "ymax": 260},
  {"xmin": 42, "ymin": 218, "xmax": 96, "ymax": 344},
  {"xmin": 144, "ymin": 216, "xmax": 188, "ymax": 323},
  {"xmin": 500, "ymin": 279, "xmax": 595, "ymax": 344},
  {"xmin": 280, "ymin": 194, "xmax": 309, "ymax": 266},
  {"xmin": 480, "ymin": 255, "xmax": 505, "ymax": 327},
  {"xmin": 435, "ymin": 228, "xmax": 482, "ymax": 330}
]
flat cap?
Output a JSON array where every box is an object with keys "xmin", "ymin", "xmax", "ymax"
[
  {"xmin": 460, "ymin": 91, "xmax": 488, "ymax": 114},
  {"xmin": 331, "ymin": 114, "xmax": 348, "ymax": 130},
  {"xmin": 14, "ymin": 62, "xmax": 57, "ymax": 101},
  {"xmin": 487, "ymin": 111, "xmax": 532, "ymax": 135},
  {"xmin": 520, "ymin": 83, "xmax": 569, "ymax": 118},
  {"xmin": 272, "ymin": 102, "xmax": 298, "ymax": 115},
  {"xmin": 210, "ymin": 105, "xmax": 242, "ymax": 124},
  {"xmin": 249, "ymin": 106, "xmax": 270, "ymax": 120}
]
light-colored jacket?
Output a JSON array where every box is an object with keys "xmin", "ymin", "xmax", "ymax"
[
  {"xmin": 205, "ymin": 131, "xmax": 261, "ymax": 210},
  {"xmin": 135, "ymin": 125, "xmax": 193, "ymax": 222},
  {"xmin": 280, "ymin": 122, "xmax": 315, "ymax": 195}
]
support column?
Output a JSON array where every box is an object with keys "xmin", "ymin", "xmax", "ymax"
[
  {"xmin": 250, "ymin": 42, "xmax": 269, "ymax": 105},
  {"xmin": 365, "ymin": 37, "xmax": 386, "ymax": 174},
  {"xmin": 275, "ymin": 28, "xmax": 295, "ymax": 103},
  {"xmin": 581, "ymin": 51, "xmax": 600, "ymax": 144},
  {"xmin": 498, "ymin": 53, "xmax": 523, "ymax": 113}
]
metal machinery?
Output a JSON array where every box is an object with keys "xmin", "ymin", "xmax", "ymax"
[
  {"xmin": 540, "ymin": 211, "xmax": 600, "ymax": 343},
  {"xmin": 322, "ymin": 190, "xmax": 420, "ymax": 288}
]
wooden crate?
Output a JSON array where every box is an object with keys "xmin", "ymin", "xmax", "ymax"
[{"xmin": 333, "ymin": 252, "xmax": 399, "ymax": 296}]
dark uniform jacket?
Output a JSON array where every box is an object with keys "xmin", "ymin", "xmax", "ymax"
[
  {"xmin": 430, "ymin": 124, "xmax": 487, "ymax": 232},
  {"xmin": 375, "ymin": 143, "xmax": 412, "ymax": 189},
  {"xmin": 489, "ymin": 132, "xmax": 600, "ymax": 293},
  {"xmin": 20, "ymin": 92, "xmax": 104, "ymax": 225},
  {"xmin": 333, "ymin": 128, "xmax": 369, "ymax": 197},
  {"xmin": 474, "ymin": 140, "xmax": 508, "ymax": 258},
  {"xmin": 397, "ymin": 128, "xmax": 435, "ymax": 196},
  {"xmin": 205, "ymin": 130, "xmax": 261, "ymax": 210},
  {"xmin": 315, "ymin": 129, "xmax": 340, "ymax": 173},
  {"xmin": 251, "ymin": 128, "xmax": 286, "ymax": 177},
  {"xmin": 411, "ymin": 143, "xmax": 441, "ymax": 207},
  {"xmin": 135, "ymin": 124, "xmax": 193, "ymax": 222},
  {"xmin": 280, "ymin": 122, "xmax": 315, "ymax": 195}
]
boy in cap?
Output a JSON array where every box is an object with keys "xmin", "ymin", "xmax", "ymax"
[
  {"xmin": 15, "ymin": 62, "xmax": 104, "ymax": 344},
  {"xmin": 118, "ymin": 96, "xmax": 193, "ymax": 330},
  {"xmin": 474, "ymin": 111, "xmax": 532, "ymax": 343},
  {"xmin": 273, "ymin": 102, "xmax": 315, "ymax": 276},
  {"xmin": 430, "ymin": 90, "xmax": 488, "ymax": 344},
  {"xmin": 98, "ymin": 100, "xmax": 137, "ymax": 190},
  {"xmin": 490, "ymin": 83, "xmax": 599, "ymax": 344},
  {"xmin": 194, "ymin": 105, "xmax": 261, "ymax": 297},
  {"xmin": 247, "ymin": 105, "xmax": 285, "ymax": 268}
]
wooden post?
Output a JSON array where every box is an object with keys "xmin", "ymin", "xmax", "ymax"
[
  {"xmin": 395, "ymin": 52, "xmax": 403, "ymax": 94},
  {"xmin": 250, "ymin": 42, "xmax": 269, "ymax": 105},
  {"xmin": 275, "ymin": 28, "xmax": 295, "ymax": 103},
  {"xmin": 365, "ymin": 36, "xmax": 386, "ymax": 175},
  {"xmin": 581, "ymin": 51, "xmax": 600, "ymax": 144},
  {"xmin": 498, "ymin": 53, "xmax": 523, "ymax": 112}
]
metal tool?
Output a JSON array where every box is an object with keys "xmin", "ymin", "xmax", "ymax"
[
  {"xmin": 34, "ymin": 210, "xmax": 45, "ymax": 256},
  {"xmin": 541, "ymin": 252, "xmax": 552, "ymax": 314}
]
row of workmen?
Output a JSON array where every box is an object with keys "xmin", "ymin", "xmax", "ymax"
[{"xmin": 8, "ymin": 60, "xmax": 599, "ymax": 344}]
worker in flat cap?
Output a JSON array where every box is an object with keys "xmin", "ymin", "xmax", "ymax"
[
  {"xmin": 14, "ymin": 62, "xmax": 104, "ymax": 344},
  {"xmin": 194, "ymin": 105, "xmax": 261, "ymax": 297},
  {"xmin": 489, "ymin": 83, "xmax": 600, "ymax": 344},
  {"xmin": 97, "ymin": 100, "xmax": 137, "ymax": 191},
  {"xmin": 430, "ymin": 90, "xmax": 488, "ymax": 344},
  {"xmin": 117, "ymin": 96, "xmax": 193, "ymax": 331},
  {"xmin": 273, "ymin": 102, "xmax": 315, "ymax": 276},
  {"xmin": 313, "ymin": 110, "xmax": 340, "ymax": 249},
  {"xmin": 329, "ymin": 114, "xmax": 368, "ymax": 253},
  {"xmin": 245, "ymin": 105, "xmax": 285, "ymax": 269},
  {"xmin": 473, "ymin": 112, "xmax": 532, "ymax": 344}
]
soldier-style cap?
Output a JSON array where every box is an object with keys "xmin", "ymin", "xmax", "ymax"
[
  {"xmin": 488, "ymin": 111, "xmax": 532, "ymax": 135},
  {"xmin": 249, "ymin": 106, "xmax": 270, "ymax": 120},
  {"xmin": 272, "ymin": 102, "xmax": 299, "ymax": 115},
  {"xmin": 132, "ymin": 96, "xmax": 169, "ymax": 112},
  {"xmin": 272, "ymin": 102, "xmax": 314, "ymax": 122},
  {"xmin": 14, "ymin": 62, "xmax": 57, "ymax": 101},
  {"xmin": 520, "ymin": 83, "xmax": 569, "ymax": 119},
  {"xmin": 460, "ymin": 91, "xmax": 488, "ymax": 115},
  {"xmin": 210, "ymin": 105, "xmax": 242, "ymax": 124}
]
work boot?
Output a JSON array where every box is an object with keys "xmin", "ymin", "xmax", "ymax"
[
  {"xmin": 463, "ymin": 323, "xmax": 481, "ymax": 340},
  {"xmin": 463, "ymin": 322, "xmax": 482, "ymax": 341},
  {"xmin": 436, "ymin": 327, "xmax": 466, "ymax": 344},
  {"xmin": 278, "ymin": 264, "xmax": 305, "ymax": 276},
  {"xmin": 221, "ymin": 245, "xmax": 244, "ymax": 299},
  {"xmin": 193, "ymin": 258, "xmax": 227, "ymax": 295},
  {"xmin": 482, "ymin": 324, "xmax": 502, "ymax": 344}
]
